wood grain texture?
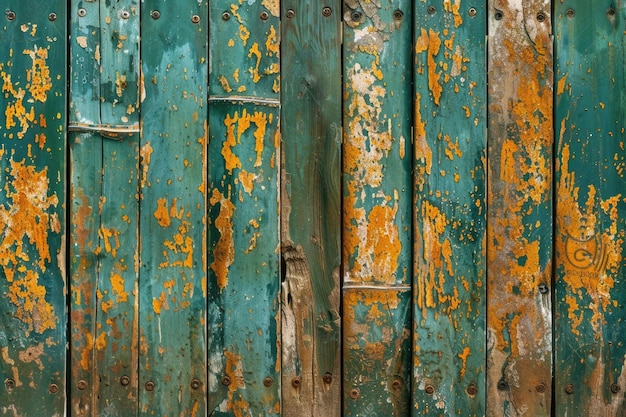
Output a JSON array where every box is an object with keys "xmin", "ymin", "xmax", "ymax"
[
  {"xmin": 486, "ymin": 1, "xmax": 553, "ymax": 416},
  {"xmin": 342, "ymin": 1, "xmax": 412, "ymax": 416},
  {"xmin": 208, "ymin": 1, "xmax": 280, "ymax": 415},
  {"xmin": 0, "ymin": 1, "xmax": 67, "ymax": 415},
  {"xmin": 281, "ymin": 1, "xmax": 342, "ymax": 415},
  {"xmin": 412, "ymin": 2, "xmax": 487, "ymax": 415},
  {"xmin": 554, "ymin": 2, "xmax": 626, "ymax": 415},
  {"xmin": 139, "ymin": 2, "xmax": 208, "ymax": 415}
]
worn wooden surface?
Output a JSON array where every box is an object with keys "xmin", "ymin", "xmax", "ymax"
[
  {"xmin": 208, "ymin": 1, "xmax": 281, "ymax": 415},
  {"xmin": 281, "ymin": 1, "xmax": 342, "ymax": 416},
  {"xmin": 342, "ymin": 1, "xmax": 412, "ymax": 416},
  {"xmin": 412, "ymin": 2, "xmax": 486, "ymax": 415},
  {"xmin": 0, "ymin": 1, "xmax": 67, "ymax": 415},
  {"xmin": 487, "ymin": 1, "xmax": 554, "ymax": 416},
  {"xmin": 139, "ymin": 2, "xmax": 208, "ymax": 416},
  {"xmin": 554, "ymin": 1, "xmax": 626, "ymax": 415}
]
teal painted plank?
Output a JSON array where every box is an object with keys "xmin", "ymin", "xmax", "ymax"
[
  {"xmin": 0, "ymin": 2, "xmax": 67, "ymax": 415},
  {"xmin": 280, "ymin": 1, "xmax": 342, "ymax": 415},
  {"xmin": 342, "ymin": 1, "xmax": 412, "ymax": 415},
  {"xmin": 140, "ymin": 2, "xmax": 208, "ymax": 416},
  {"xmin": 554, "ymin": 2, "xmax": 626, "ymax": 415},
  {"xmin": 486, "ymin": 1, "xmax": 553, "ymax": 416},
  {"xmin": 413, "ymin": 2, "xmax": 486, "ymax": 416}
]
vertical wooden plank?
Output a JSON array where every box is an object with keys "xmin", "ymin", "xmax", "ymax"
[
  {"xmin": 554, "ymin": 2, "xmax": 626, "ymax": 415},
  {"xmin": 140, "ymin": 2, "xmax": 208, "ymax": 416},
  {"xmin": 70, "ymin": 0, "xmax": 140, "ymax": 415},
  {"xmin": 342, "ymin": 1, "xmax": 412, "ymax": 416},
  {"xmin": 0, "ymin": 1, "xmax": 67, "ymax": 415},
  {"xmin": 281, "ymin": 1, "xmax": 342, "ymax": 415},
  {"xmin": 486, "ymin": 1, "xmax": 553, "ymax": 416},
  {"xmin": 412, "ymin": 2, "xmax": 487, "ymax": 416},
  {"xmin": 207, "ymin": 1, "xmax": 280, "ymax": 416}
]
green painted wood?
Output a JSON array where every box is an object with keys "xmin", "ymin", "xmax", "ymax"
[
  {"xmin": 0, "ymin": 2, "xmax": 67, "ymax": 415},
  {"xmin": 139, "ymin": 2, "xmax": 208, "ymax": 416},
  {"xmin": 280, "ymin": 1, "xmax": 342, "ymax": 415},
  {"xmin": 69, "ymin": 1, "xmax": 140, "ymax": 415},
  {"xmin": 412, "ymin": 2, "xmax": 486, "ymax": 416},
  {"xmin": 208, "ymin": 2, "xmax": 280, "ymax": 415},
  {"xmin": 554, "ymin": 2, "xmax": 626, "ymax": 415},
  {"xmin": 486, "ymin": 1, "xmax": 553, "ymax": 416},
  {"xmin": 342, "ymin": 1, "xmax": 412, "ymax": 416}
]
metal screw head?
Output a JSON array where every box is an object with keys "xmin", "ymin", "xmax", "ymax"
[
  {"xmin": 77, "ymin": 380, "xmax": 88, "ymax": 390},
  {"xmin": 5, "ymin": 10, "xmax": 16, "ymax": 20},
  {"xmin": 427, "ymin": 5, "xmax": 436, "ymax": 14},
  {"xmin": 538, "ymin": 283, "xmax": 549, "ymax": 294},
  {"xmin": 221, "ymin": 376, "xmax": 231, "ymax": 386},
  {"xmin": 392, "ymin": 379, "xmax": 402, "ymax": 390},
  {"xmin": 565, "ymin": 383, "xmax": 575, "ymax": 394},
  {"xmin": 351, "ymin": 11, "xmax": 362, "ymax": 22},
  {"xmin": 425, "ymin": 384, "xmax": 435, "ymax": 394},
  {"xmin": 49, "ymin": 384, "xmax": 59, "ymax": 394},
  {"xmin": 5, "ymin": 378, "xmax": 15, "ymax": 390},
  {"xmin": 611, "ymin": 384, "xmax": 621, "ymax": 394},
  {"xmin": 323, "ymin": 373, "xmax": 333, "ymax": 384},
  {"xmin": 285, "ymin": 9, "xmax": 295, "ymax": 19},
  {"xmin": 468, "ymin": 8, "xmax": 477, "ymax": 17},
  {"xmin": 607, "ymin": 7, "xmax": 616, "ymax": 17},
  {"xmin": 349, "ymin": 388, "xmax": 360, "ymax": 399},
  {"xmin": 120, "ymin": 375, "xmax": 130, "ymax": 386},
  {"xmin": 494, "ymin": 10, "xmax": 504, "ymax": 20},
  {"xmin": 393, "ymin": 10, "xmax": 403, "ymax": 20},
  {"xmin": 536, "ymin": 383, "xmax": 547, "ymax": 393},
  {"xmin": 263, "ymin": 377, "xmax": 273, "ymax": 387},
  {"xmin": 191, "ymin": 15, "xmax": 200, "ymax": 23},
  {"xmin": 150, "ymin": 10, "xmax": 161, "ymax": 19},
  {"xmin": 497, "ymin": 380, "xmax": 508, "ymax": 391},
  {"xmin": 291, "ymin": 377, "xmax": 301, "ymax": 388},
  {"xmin": 467, "ymin": 383, "xmax": 478, "ymax": 395},
  {"xmin": 536, "ymin": 11, "xmax": 546, "ymax": 22},
  {"xmin": 48, "ymin": 13, "xmax": 57, "ymax": 21},
  {"xmin": 77, "ymin": 8, "xmax": 87, "ymax": 17},
  {"xmin": 191, "ymin": 379, "xmax": 201, "ymax": 390},
  {"xmin": 145, "ymin": 381, "xmax": 155, "ymax": 392},
  {"xmin": 259, "ymin": 11, "xmax": 269, "ymax": 20},
  {"xmin": 120, "ymin": 10, "xmax": 130, "ymax": 19},
  {"xmin": 322, "ymin": 7, "xmax": 332, "ymax": 17},
  {"xmin": 566, "ymin": 8, "xmax": 575, "ymax": 18},
  {"xmin": 221, "ymin": 11, "xmax": 230, "ymax": 21}
]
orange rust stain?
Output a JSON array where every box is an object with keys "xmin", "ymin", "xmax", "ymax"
[
  {"xmin": 209, "ymin": 188, "xmax": 235, "ymax": 292},
  {"xmin": 140, "ymin": 142, "xmax": 154, "ymax": 189},
  {"xmin": 414, "ymin": 93, "xmax": 433, "ymax": 179},
  {"xmin": 223, "ymin": 350, "xmax": 251, "ymax": 417}
]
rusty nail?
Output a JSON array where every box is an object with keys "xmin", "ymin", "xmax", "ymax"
[
  {"xmin": 291, "ymin": 377, "xmax": 301, "ymax": 388},
  {"xmin": 145, "ymin": 381, "xmax": 155, "ymax": 392},
  {"xmin": 121, "ymin": 10, "xmax": 130, "ymax": 19},
  {"xmin": 497, "ymin": 380, "xmax": 508, "ymax": 391},
  {"xmin": 393, "ymin": 10, "xmax": 403, "ymax": 20},
  {"xmin": 150, "ymin": 10, "xmax": 161, "ymax": 19},
  {"xmin": 221, "ymin": 376, "xmax": 231, "ymax": 386},
  {"xmin": 349, "ymin": 388, "xmax": 360, "ymax": 399},
  {"xmin": 536, "ymin": 383, "xmax": 547, "ymax": 393},
  {"xmin": 5, "ymin": 10, "xmax": 16, "ymax": 20},
  {"xmin": 565, "ymin": 383, "xmax": 575, "ymax": 394},
  {"xmin": 191, "ymin": 379, "xmax": 201, "ymax": 389},
  {"xmin": 536, "ymin": 11, "xmax": 546, "ymax": 22},
  {"xmin": 77, "ymin": 8, "xmax": 86, "ymax": 17},
  {"xmin": 392, "ymin": 379, "xmax": 402, "ymax": 390},
  {"xmin": 77, "ymin": 380, "xmax": 88, "ymax": 390},
  {"xmin": 120, "ymin": 375, "xmax": 130, "ymax": 386},
  {"xmin": 286, "ymin": 9, "xmax": 295, "ymax": 19},
  {"xmin": 467, "ymin": 383, "xmax": 478, "ymax": 395},
  {"xmin": 5, "ymin": 378, "xmax": 15, "ymax": 390},
  {"xmin": 322, "ymin": 7, "xmax": 332, "ymax": 17},
  {"xmin": 427, "ymin": 5, "xmax": 436, "ymax": 14},
  {"xmin": 48, "ymin": 13, "xmax": 57, "ymax": 21},
  {"xmin": 611, "ymin": 384, "xmax": 621, "ymax": 394},
  {"xmin": 351, "ymin": 11, "xmax": 362, "ymax": 21},
  {"xmin": 468, "ymin": 8, "xmax": 477, "ymax": 17},
  {"xmin": 323, "ymin": 373, "xmax": 333, "ymax": 384},
  {"xmin": 221, "ymin": 11, "xmax": 230, "ymax": 21},
  {"xmin": 607, "ymin": 7, "xmax": 616, "ymax": 17},
  {"xmin": 425, "ymin": 384, "xmax": 435, "ymax": 394},
  {"xmin": 191, "ymin": 15, "xmax": 200, "ymax": 23},
  {"xmin": 566, "ymin": 8, "xmax": 575, "ymax": 18},
  {"xmin": 494, "ymin": 10, "xmax": 503, "ymax": 20},
  {"xmin": 49, "ymin": 384, "xmax": 59, "ymax": 394},
  {"xmin": 263, "ymin": 377, "xmax": 273, "ymax": 387},
  {"xmin": 538, "ymin": 283, "xmax": 549, "ymax": 294},
  {"xmin": 260, "ymin": 11, "xmax": 269, "ymax": 20}
]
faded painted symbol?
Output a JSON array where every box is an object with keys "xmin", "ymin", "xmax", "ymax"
[{"xmin": 563, "ymin": 232, "xmax": 607, "ymax": 271}]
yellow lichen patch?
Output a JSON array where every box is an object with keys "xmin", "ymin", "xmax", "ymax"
[
  {"xmin": 210, "ymin": 188, "xmax": 235, "ymax": 292},
  {"xmin": 152, "ymin": 291, "xmax": 168, "ymax": 315},
  {"xmin": 223, "ymin": 350, "xmax": 251, "ymax": 417},
  {"xmin": 99, "ymin": 226, "xmax": 121, "ymax": 258},
  {"xmin": 219, "ymin": 75, "xmax": 233, "ymax": 93},
  {"xmin": 265, "ymin": 25, "xmax": 279, "ymax": 56},
  {"xmin": 415, "ymin": 28, "xmax": 443, "ymax": 105},
  {"xmin": 24, "ymin": 46, "xmax": 52, "ymax": 102},
  {"xmin": 238, "ymin": 170, "xmax": 256, "ymax": 195},
  {"xmin": 222, "ymin": 109, "xmax": 269, "ymax": 173},
  {"xmin": 222, "ymin": 113, "xmax": 243, "ymax": 173},
  {"xmin": 262, "ymin": 0, "xmax": 280, "ymax": 17},
  {"xmin": 248, "ymin": 42, "xmax": 262, "ymax": 83},
  {"xmin": 154, "ymin": 198, "xmax": 171, "ymax": 227},
  {"xmin": 443, "ymin": 0, "xmax": 463, "ymax": 27},
  {"xmin": 110, "ymin": 273, "xmax": 128, "ymax": 303},
  {"xmin": 156, "ymin": 199, "xmax": 194, "ymax": 270},
  {"xmin": 140, "ymin": 142, "xmax": 153, "ymax": 189}
]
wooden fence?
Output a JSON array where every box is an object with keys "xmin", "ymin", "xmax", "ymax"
[{"xmin": 0, "ymin": 0, "xmax": 624, "ymax": 416}]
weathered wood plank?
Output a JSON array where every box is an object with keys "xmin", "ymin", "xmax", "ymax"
[
  {"xmin": 208, "ymin": 1, "xmax": 280, "ymax": 415},
  {"xmin": 139, "ymin": 2, "xmax": 208, "ymax": 416},
  {"xmin": 0, "ymin": 2, "xmax": 67, "ymax": 415},
  {"xmin": 342, "ymin": 1, "xmax": 412, "ymax": 416},
  {"xmin": 281, "ymin": 1, "xmax": 342, "ymax": 415},
  {"xmin": 486, "ymin": 1, "xmax": 553, "ymax": 416},
  {"xmin": 412, "ymin": 2, "xmax": 487, "ymax": 416},
  {"xmin": 554, "ymin": 2, "xmax": 626, "ymax": 415}
]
